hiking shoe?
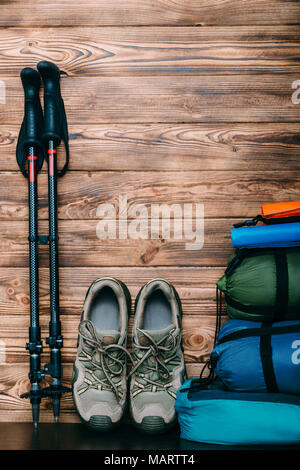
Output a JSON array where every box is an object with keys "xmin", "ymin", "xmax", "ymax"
[
  {"xmin": 72, "ymin": 278, "xmax": 131, "ymax": 431},
  {"xmin": 129, "ymin": 279, "xmax": 186, "ymax": 434}
]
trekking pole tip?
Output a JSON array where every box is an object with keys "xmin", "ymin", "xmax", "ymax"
[
  {"xmin": 32, "ymin": 402, "xmax": 40, "ymax": 428},
  {"xmin": 53, "ymin": 397, "xmax": 60, "ymax": 423}
]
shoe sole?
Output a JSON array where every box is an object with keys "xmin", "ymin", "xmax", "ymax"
[
  {"xmin": 132, "ymin": 416, "xmax": 176, "ymax": 435},
  {"xmin": 85, "ymin": 415, "xmax": 120, "ymax": 432}
]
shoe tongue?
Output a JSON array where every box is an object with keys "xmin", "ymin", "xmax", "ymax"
[
  {"xmin": 84, "ymin": 322, "xmax": 121, "ymax": 345},
  {"xmin": 96, "ymin": 328, "xmax": 121, "ymax": 345},
  {"xmin": 137, "ymin": 324, "xmax": 174, "ymax": 346}
]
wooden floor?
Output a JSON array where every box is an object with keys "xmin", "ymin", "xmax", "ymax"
[{"xmin": 0, "ymin": 1, "xmax": 300, "ymax": 423}]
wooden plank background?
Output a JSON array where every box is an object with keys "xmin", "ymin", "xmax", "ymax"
[{"xmin": 0, "ymin": 0, "xmax": 299, "ymax": 423}]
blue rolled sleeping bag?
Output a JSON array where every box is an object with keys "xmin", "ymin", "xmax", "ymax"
[
  {"xmin": 211, "ymin": 319, "xmax": 300, "ymax": 395},
  {"xmin": 231, "ymin": 222, "xmax": 300, "ymax": 249},
  {"xmin": 175, "ymin": 379, "xmax": 300, "ymax": 445}
]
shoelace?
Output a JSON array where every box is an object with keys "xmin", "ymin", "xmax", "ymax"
[
  {"xmin": 78, "ymin": 320, "xmax": 133, "ymax": 401},
  {"xmin": 129, "ymin": 328, "xmax": 180, "ymax": 399}
]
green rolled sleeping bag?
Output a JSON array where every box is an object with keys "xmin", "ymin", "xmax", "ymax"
[{"xmin": 217, "ymin": 247, "xmax": 300, "ymax": 322}]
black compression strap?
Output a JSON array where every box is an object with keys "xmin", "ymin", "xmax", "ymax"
[
  {"xmin": 274, "ymin": 249, "xmax": 289, "ymax": 321},
  {"xmin": 259, "ymin": 322, "xmax": 278, "ymax": 393},
  {"xmin": 225, "ymin": 295, "xmax": 275, "ymax": 316},
  {"xmin": 264, "ymin": 215, "xmax": 300, "ymax": 225},
  {"xmin": 216, "ymin": 323, "xmax": 300, "ymax": 394},
  {"xmin": 217, "ymin": 324, "xmax": 300, "ymax": 345}
]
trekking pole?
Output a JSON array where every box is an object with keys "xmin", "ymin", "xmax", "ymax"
[
  {"xmin": 37, "ymin": 61, "xmax": 70, "ymax": 422},
  {"xmin": 16, "ymin": 68, "xmax": 45, "ymax": 427}
]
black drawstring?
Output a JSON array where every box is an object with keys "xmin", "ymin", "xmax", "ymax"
[
  {"xmin": 215, "ymin": 286, "xmax": 222, "ymax": 346},
  {"xmin": 234, "ymin": 214, "xmax": 300, "ymax": 228},
  {"xmin": 180, "ymin": 287, "xmax": 223, "ymax": 393},
  {"xmin": 198, "ymin": 354, "xmax": 217, "ymax": 385},
  {"xmin": 233, "ymin": 215, "xmax": 262, "ymax": 228}
]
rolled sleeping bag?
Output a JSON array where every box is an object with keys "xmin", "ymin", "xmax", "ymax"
[
  {"xmin": 210, "ymin": 319, "xmax": 300, "ymax": 395},
  {"xmin": 231, "ymin": 222, "xmax": 300, "ymax": 249},
  {"xmin": 175, "ymin": 379, "xmax": 300, "ymax": 445},
  {"xmin": 262, "ymin": 201, "xmax": 300, "ymax": 219},
  {"xmin": 217, "ymin": 247, "xmax": 300, "ymax": 321}
]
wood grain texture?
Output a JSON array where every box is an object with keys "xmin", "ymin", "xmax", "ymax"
[
  {"xmin": 1, "ymin": 1, "xmax": 300, "ymax": 27},
  {"xmin": 0, "ymin": 171, "xmax": 298, "ymax": 221},
  {"xmin": 0, "ymin": 218, "xmax": 235, "ymax": 267},
  {"xmin": 2, "ymin": 74, "xmax": 300, "ymax": 124},
  {"xmin": 1, "ymin": 0, "xmax": 300, "ymax": 424},
  {"xmin": 0, "ymin": 364, "xmax": 78, "ymax": 423},
  {"xmin": 0, "ymin": 267, "xmax": 224, "ymax": 316},
  {"xmin": 1, "ymin": 124, "xmax": 300, "ymax": 172},
  {"xmin": 0, "ymin": 362, "xmax": 205, "ymax": 423},
  {"xmin": 0, "ymin": 314, "xmax": 221, "ymax": 363},
  {"xmin": 1, "ymin": 27, "xmax": 300, "ymax": 76}
]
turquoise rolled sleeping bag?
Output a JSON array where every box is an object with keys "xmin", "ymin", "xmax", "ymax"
[
  {"xmin": 211, "ymin": 319, "xmax": 300, "ymax": 395},
  {"xmin": 175, "ymin": 379, "xmax": 300, "ymax": 445}
]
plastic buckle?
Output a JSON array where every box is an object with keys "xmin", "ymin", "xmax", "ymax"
[
  {"xmin": 26, "ymin": 341, "xmax": 43, "ymax": 354},
  {"xmin": 28, "ymin": 369, "xmax": 45, "ymax": 382},
  {"xmin": 46, "ymin": 335, "xmax": 63, "ymax": 349}
]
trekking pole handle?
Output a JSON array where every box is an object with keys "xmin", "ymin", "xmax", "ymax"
[
  {"xmin": 37, "ymin": 61, "xmax": 62, "ymax": 147},
  {"xmin": 37, "ymin": 61, "xmax": 69, "ymax": 176},
  {"xmin": 20, "ymin": 68, "xmax": 42, "ymax": 151}
]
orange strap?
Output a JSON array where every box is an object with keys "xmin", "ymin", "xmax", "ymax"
[{"xmin": 261, "ymin": 201, "xmax": 300, "ymax": 219}]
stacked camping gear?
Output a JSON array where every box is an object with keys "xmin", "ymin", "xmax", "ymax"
[
  {"xmin": 175, "ymin": 201, "xmax": 300, "ymax": 445},
  {"xmin": 16, "ymin": 61, "xmax": 71, "ymax": 427}
]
